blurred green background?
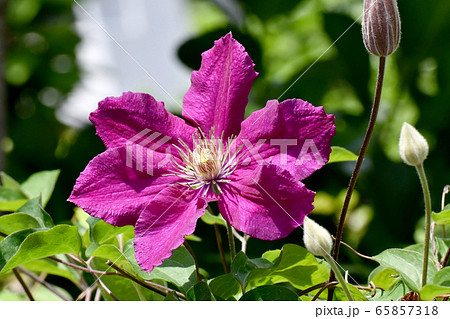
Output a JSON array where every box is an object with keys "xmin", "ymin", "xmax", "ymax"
[{"xmin": 1, "ymin": 0, "xmax": 450, "ymax": 285}]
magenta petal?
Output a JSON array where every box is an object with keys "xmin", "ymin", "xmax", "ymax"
[
  {"xmin": 91, "ymin": 92, "xmax": 195, "ymax": 150},
  {"xmin": 134, "ymin": 185, "xmax": 206, "ymax": 272},
  {"xmin": 219, "ymin": 164, "xmax": 315, "ymax": 240},
  {"xmin": 182, "ymin": 33, "xmax": 258, "ymax": 138},
  {"xmin": 69, "ymin": 146, "xmax": 180, "ymax": 227},
  {"xmin": 237, "ymin": 99, "xmax": 335, "ymax": 181}
]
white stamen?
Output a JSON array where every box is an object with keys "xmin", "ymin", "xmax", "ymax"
[{"xmin": 167, "ymin": 128, "xmax": 242, "ymax": 194}]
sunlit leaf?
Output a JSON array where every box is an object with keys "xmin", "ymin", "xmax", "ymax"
[
  {"xmin": 372, "ymin": 249, "xmax": 437, "ymax": 292},
  {"xmin": 0, "ymin": 225, "xmax": 81, "ymax": 274},
  {"xmin": 328, "ymin": 146, "xmax": 358, "ymax": 164},
  {"xmin": 371, "ymin": 280, "xmax": 409, "ymax": 301},
  {"xmin": 0, "ymin": 213, "xmax": 41, "ymax": 235},
  {"xmin": 20, "ymin": 170, "xmax": 60, "ymax": 207},
  {"xmin": 420, "ymin": 284, "xmax": 450, "ymax": 301},
  {"xmin": 0, "ymin": 187, "xmax": 28, "ymax": 211},
  {"xmin": 21, "ymin": 257, "xmax": 80, "ymax": 284},
  {"xmin": 86, "ymin": 216, "xmax": 134, "ymax": 246},
  {"xmin": 246, "ymin": 244, "xmax": 329, "ymax": 291},
  {"xmin": 0, "ymin": 172, "xmax": 23, "ymax": 192},
  {"xmin": 15, "ymin": 198, "xmax": 53, "ymax": 228},
  {"xmin": 368, "ymin": 266, "xmax": 400, "ymax": 291},
  {"xmin": 200, "ymin": 209, "xmax": 226, "ymax": 227},
  {"xmin": 432, "ymin": 210, "xmax": 450, "ymax": 225},
  {"xmin": 433, "ymin": 267, "xmax": 450, "ymax": 286},
  {"xmin": 123, "ymin": 240, "xmax": 197, "ymax": 294}
]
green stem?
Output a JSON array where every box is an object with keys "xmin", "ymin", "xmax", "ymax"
[
  {"xmin": 329, "ymin": 56, "xmax": 386, "ymax": 300},
  {"xmin": 184, "ymin": 239, "xmax": 202, "ymax": 281},
  {"xmin": 324, "ymin": 255, "xmax": 354, "ymax": 301},
  {"xmin": 416, "ymin": 163, "xmax": 432, "ymax": 287},
  {"xmin": 17, "ymin": 266, "xmax": 71, "ymax": 301},
  {"xmin": 13, "ymin": 268, "xmax": 34, "ymax": 301},
  {"xmin": 226, "ymin": 222, "xmax": 236, "ymax": 261},
  {"xmin": 214, "ymin": 224, "xmax": 229, "ymax": 273}
]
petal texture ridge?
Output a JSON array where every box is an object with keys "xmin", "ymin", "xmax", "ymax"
[
  {"xmin": 69, "ymin": 147, "xmax": 181, "ymax": 227},
  {"xmin": 91, "ymin": 92, "xmax": 195, "ymax": 150},
  {"xmin": 183, "ymin": 33, "xmax": 258, "ymax": 139},
  {"xmin": 219, "ymin": 164, "xmax": 315, "ymax": 240},
  {"xmin": 134, "ymin": 185, "xmax": 206, "ymax": 272},
  {"xmin": 237, "ymin": 99, "xmax": 335, "ymax": 181}
]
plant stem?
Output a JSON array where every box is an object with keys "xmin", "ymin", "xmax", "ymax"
[
  {"xmin": 184, "ymin": 240, "xmax": 202, "ymax": 281},
  {"xmin": 0, "ymin": 0, "xmax": 8, "ymax": 172},
  {"xmin": 337, "ymin": 238, "xmax": 373, "ymax": 260},
  {"xmin": 416, "ymin": 163, "xmax": 432, "ymax": 287},
  {"xmin": 13, "ymin": 268, "xmax": 34, "ymax": 301},
  {"xmin": 214, "ymin": 224, "xmax": 229, "ymax": 273},
  {"xmin": 298, "ymin": 281, "xmax": 333, "ymax": 297},
  {"xmin": 48, "ymin": 256, "xmax": 117, "ymax": 276},
  {"xmin": 328, "ymin": 56, "xmax": 386, "ymax": 299},
  {"xmin": 442, "ymin": 246, "xmax": 450, "ymax": 268},
  {"xmin": 106, "ymin": 261, "xmax": 165, "ymax": 297},
  {"xmin": 17, "ymin": 266, "xmax": 71, "ymax": 301},
  {"xmin": 311, "ymin": 281, "xmax": 339, "ymax": 301},
  {"xmin": 324, "ymin": 255, "xmax": 354, "ymax": 301},
  {"xmin": 226, "ymin": 222, "xmax": 236, "ymax": 261},
  {"xmin": 86, "ymin": 257, "xmax": 119, "ymax": 301}
]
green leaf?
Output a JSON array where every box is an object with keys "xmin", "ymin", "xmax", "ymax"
[
  {"xmin": 185, "ymin": 234, "xmax": 202, "ymax": 242},
  {"xmin": 246, "ymin": 244, "xmax": 329, "ymax": 291},
  {"xmin": 87, "ymin": 244, "xmax": 133, "ymax": 273},
  {"xmin": 433, "ymin": 267, "xmax": 450, "ymax": 286},
  {"xmin": 186, "ymin": 281, "xmax": 214, "ymax": 301},
  {"xmin": 200, "ymin": 209, "xmax": 226, "ymax": 227},
  {"xmin": 15, "ymin": 198, "xmax": 53, "ymax": 228},
  {"xmin": 87, "ymin": 216, "xmax": 134, "ymax": 246},
  {"xmin": 21, "ymin": 257, "xmax": 80, "ymax": 284},
  {"xmin": 0, "ymin": 172, "xmax": 23, "ymax": 191},
  {"xmin": 432, "ymin": 210, "xmax": 450, "ymax": 225},
  {"xmin": 0, "ymin": 187, "xmax": 28, "ymax": 211},
  {"xmin": 372, "ymin": 248, "xmax": 437, "ymax": 292},
  {"xmin": 334, "ymin": 283, "xmax": 368, "ymax": 301},
  {"xmin": 123, "ymin": 240, "xmax": 197, "ymax": 294},
  {"xmin": 209, "ymin": 274, "xmax": 242, "ymax": 300},
  {"xmin": 240, "ymin": 285, "xmax": 300, "ymax": 301},
  {"xmin": 20, "ymin": 170, "xmax": 60, "ymax": 207},
  {"xmin": 0, "ymin": 225, "xmax": 81, "ymax": 274},
  {"xmin": 420, "ymin": 284, "xmax": 450, "ymax": 301},
  {"xmin": 0, "ymin": 213, "xmax": 41, "ymax": 235},
  {"xmin": 0, "ymin": 284, "xmax": 72, "ymax": 301},
  {"xmin": 231, "ymin": 252, "xmax": 273, "ymax": 288},
  {"xmin": 368, "ymin": 266, "xmax": 400, "ymax": 291},
  {"xmin": 371, "ymin": 280, "xmax": 409, "ymax": 301},
  {"xmin": 328, "ymin": 146, "xmax": 358, "ymax": 164}
]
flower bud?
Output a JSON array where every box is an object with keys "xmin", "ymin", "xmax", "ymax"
[
  {"xmin": 399, "ymin": 122, "xmax": 429, "ymax": 167},
  {"xmin": 362, "ymin": 0, "xmax": 401, "ymax": 56},
  {"xmin": 303, "ymin": 217, "xmax": 333, "ymax": 258}
]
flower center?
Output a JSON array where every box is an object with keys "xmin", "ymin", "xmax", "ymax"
[
  {"xmin": 192, "ymin": 145, "xmax": 222, "ymax": 180},
  {"xmin": 168, "ymin": 129, "xmax": 241, "ymax": 195}
]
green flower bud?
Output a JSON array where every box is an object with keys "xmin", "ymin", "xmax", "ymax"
[
  {"xmin": 303, "ymin": 217, "xmax": 333, "ymax": 258},
  {"xmin": 399, "ymin": 122, "xmax": 429, "ymax": 167},
  {"xmin": 362, "ymin": 0, "xmax": 401, "ymax": 56}
]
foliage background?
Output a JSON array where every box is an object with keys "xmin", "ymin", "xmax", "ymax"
[{"xmin": 1, "ymin": 0, "xmax": 450, "ymax": 298}]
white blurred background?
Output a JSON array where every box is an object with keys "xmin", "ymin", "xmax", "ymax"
[{"xmin": 58, "ymin": 0, "xmax": 193, "ymax": 128}]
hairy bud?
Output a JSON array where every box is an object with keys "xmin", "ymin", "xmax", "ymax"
[
  {"xmin": 362, "ymin": 0, "xmax": 401, "ymax": 56},
  {"xmin": 303, "ymin": 217, "xmax": 333, "ymax": 258},
  {"xmin": 399, "ymin": 122, "xmax": 429, "ymax": 167}
]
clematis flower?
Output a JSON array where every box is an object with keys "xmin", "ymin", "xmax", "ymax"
[{"xmin": 69, "ymin": 33, "xmax": 335, "ymax": 272}]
